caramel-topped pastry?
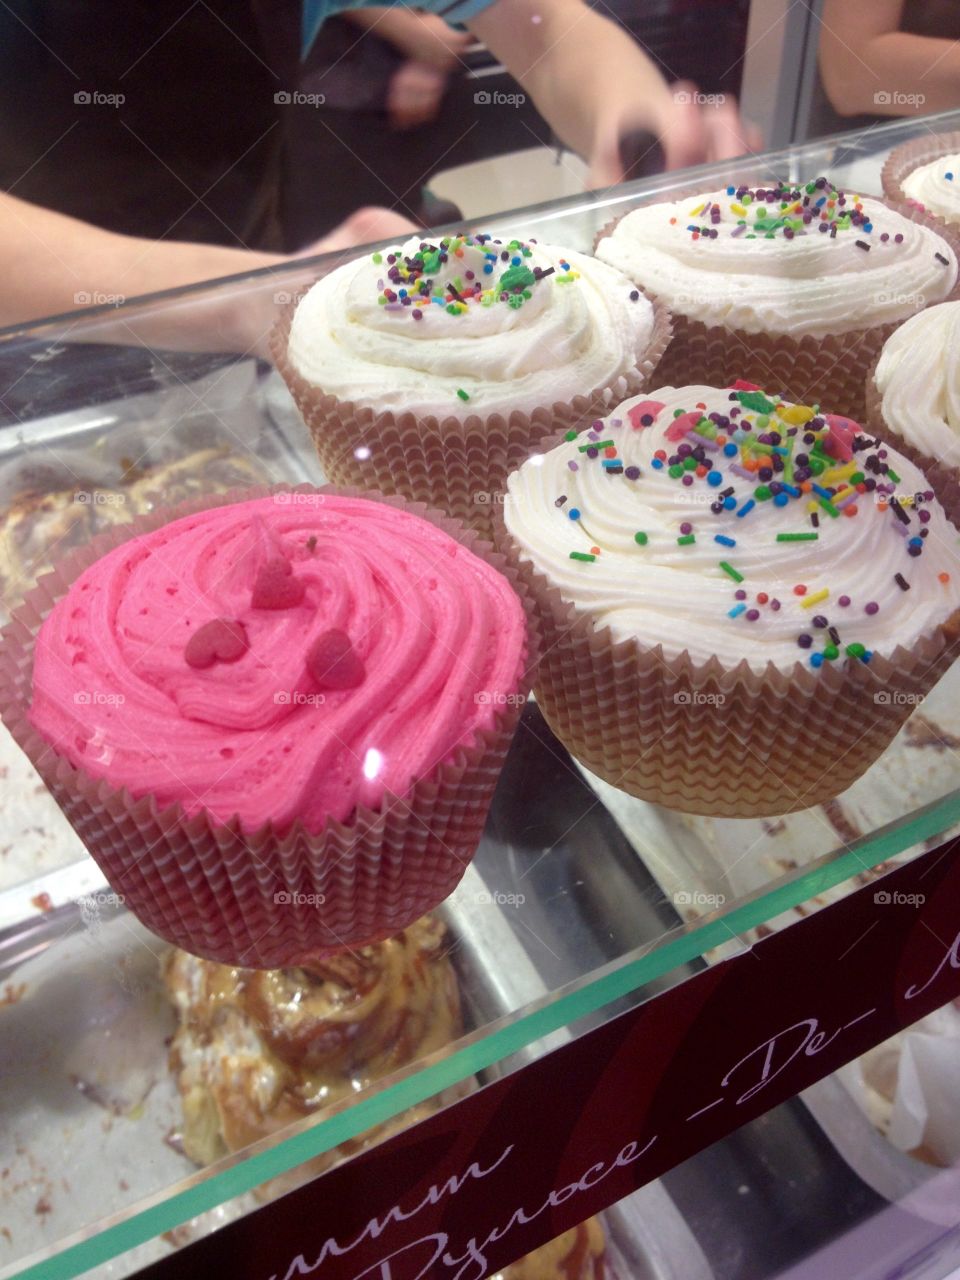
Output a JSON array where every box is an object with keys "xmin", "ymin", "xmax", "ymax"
[
  {"xmin": 163, "ymin": 914, "xmax": 462, "ymax": 1168},
  {"xmin": 498, "ymin": 1220, "xmax": 607, "ymax": 1280}
]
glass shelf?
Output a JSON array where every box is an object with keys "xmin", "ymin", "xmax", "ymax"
[{"xmin": 3, "ymin": 108, "xmax": 960, "ymax": 1280}]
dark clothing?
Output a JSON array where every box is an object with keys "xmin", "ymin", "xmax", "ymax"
[{"xmin": 0, "ymin": 0, "xmax": 281, "ymax": 247}]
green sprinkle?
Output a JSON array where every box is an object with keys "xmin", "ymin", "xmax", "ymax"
[
  {"xmin": 634, "ymin": 531, "xmax": 648, "ymax": 546},
  {"xmin": 808, "ymin": 457, "xmax": 826, "ymax": 476},
  {"xmin": 372, "ymin": 252, "xmax": 383, "ymax": 264},
  {"xmin": 818, "ymin": 497, "xmax": 840, "ymax": 518},
  {"xmin": 738, "ymin": 390, "xmax": 776, "ymax": 413},
  {"xmin": 683, "ymin": 456, "xmax": 698, "ymax": 471},
  {"xmin": 557, "ymin": 273, "xmax": 576, "ymax": 283},
  {"xmin": 500, "ymin": 264, "xmax": 537, "ymax": 291},
  {"xmin": 846, "ymin": 642, "xmax": 867, "ymax": 658},
  {"xmin": 719, "ymin": 560, "xmax": 743, "ymax": 582},
  {"xmin": 570, "ymin": 551, "xmax": 596, "ymax": 562},
  {"xmin": 886, "ymin": 467, "xmax": 901, "ymax": 483},
  {"xmin": 580, "ymin": 439, "xmax": 614, "ymax": 452},
  {"xmin": 457, "ymin": 388, "xmax": 470, "ymax": 402},
  {"xmin": 565, "ymin": 430, "xmax": 578, "ymax": 441},
  {"xmin": 777, "ymin": 532, "xmax": 819, "ymax": 541},
  {"xmin": 850, "ymin": 471, "xmax": 865, "ymax": 485},
  {"xmin": 677, "ymin": 534, "xmax": 696, "ymax": 546},
  {"xmin": 377, "ymin": 296, "xmax": 387, "ymax": 306},
  {"xmin": 668, "ymin": 464, "xmax": 684, "ymax": 479},
  {"xmin": 823, "ymin": 643, "xmax": 840, "ymax": 660},
  {"xmin": 754, "ymin": 485, "xmax": 772, "ymax": 501},
  {"xmin": 672, "ymin": 408, "xmax": 686, "ymax": 418}
]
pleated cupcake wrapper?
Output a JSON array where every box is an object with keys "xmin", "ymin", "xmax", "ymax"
[
  {"xmin": 594, "ymin": 195, "xmax": 960, "ymax": 422},
  {"xmin": 0, "ymin": 483, "xmax": 540, "ymax": 968},
  {"xmin": 269, "ymin": 295, "xmax": 672, "ymax": 541},
  {"xmin": 882, "ymin": 132, "xmax": 960, "ymax": 211},
  {"xmin": 492, "ymin": 496, "xmax": 960, "ymax": 819},
  {"xmin": 863, "ymin": 356, "xmax": 960, "ymax": 530}
]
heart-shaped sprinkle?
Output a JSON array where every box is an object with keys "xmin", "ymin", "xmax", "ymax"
[
  {"xmin": 184, "ymin": 618, "xmax": 249, "ymax": 669},
  {"xmin": 251, "ymin": 557, "xmax": 306, "ymax": 610},
  {"xmin": 306, "ymin": 629, "xmax": 366, "ymax": 690}
]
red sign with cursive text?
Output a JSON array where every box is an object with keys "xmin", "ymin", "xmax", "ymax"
[{"xmin": 133, "ymin": 835, "xmax": 960, "ymax": 1280}]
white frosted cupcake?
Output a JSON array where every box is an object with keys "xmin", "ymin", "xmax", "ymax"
[
  {"xmin": 866, "ymin": 300, "xmax": 960, "ymax": 522},
  {"xmin": 501, "ymin": 382, "xmax": 960, "ymax": 817},
  {"xmin": 595, "ymin": 177, "xmax": 959, "ymax": 420},
  {"xmin": 272, "ymin": 231, "xmax": 670, "ymax": 537},
  {"xmin": 884, "ymin": 132, "xmax": 960, "ymax": 228}
]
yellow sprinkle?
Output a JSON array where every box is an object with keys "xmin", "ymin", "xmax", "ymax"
[
  {"xmin": 806, "ymin": 499, "xmax": 819, "ymax": 513},
  {"xmin": 832, "ymin": 486, "xmax": 856, "ymax": 504},
  {"xmin": 688, "ymin": 202, "xmax": 706, "ymax": 217},
  {"xmin": 779, "ymin": 404, "xmax": 815, "ymax": 426},
  {"xmin": 731, "ymin": 202, "xmax": 747, "ymax": 217},
  {"xmin": 801, "ymin": 589, "xmax": 830, "ymax": 609},
  {"xmin": 821, "ymin": 463, "xmax": 855, "ymax": 484}
]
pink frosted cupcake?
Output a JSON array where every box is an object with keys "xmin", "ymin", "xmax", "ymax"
[{"xmin": 0, "ymin": 487, "xmax": 532, "ymax": 966}]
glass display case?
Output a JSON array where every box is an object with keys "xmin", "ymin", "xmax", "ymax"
[{"xmin": 3, "ymin": 109, "xmax": 960, "ymax": 1280}]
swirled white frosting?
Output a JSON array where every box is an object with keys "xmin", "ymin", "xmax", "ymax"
[
  {"xmin": 596, "ymin": 182, "xmax": 957, "ymax": 339},
  {"xmin": 874, "ymin": 302, "xmax": 960, "ymax": 468},
  {"xmin": 504, "ymin": 384, "xmax": 960, "ymax": 671},
  {"xmin": 902, "ymin": 154, "xmax": 960, "ymax": 226},
  {"xmin": 286, "ymin": 233, "xmax": 655, "ymax": 417}
]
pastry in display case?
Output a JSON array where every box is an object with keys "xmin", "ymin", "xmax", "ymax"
[
  {"xmin": 501, "ymin": 382, "xmax": 960, "ymax": 816},
  {"xmin": 5, "ymin": 110, "xmax": 960, "ymax": 1280},
  {"xmin": 595, "ymin": 178, "xmax": 960, "ymax": 418},
  {"xmin": 884, "ymin": 131, "xmax": 960, "ymax": 227},
  {"xmin": 0, "ymin": 489, "xmax": 532, "ymax": 965},
  {"xmin": 271, "ymin": 232, "xmax": 670, "ymax": 535},
  {"xmin": 866, "ymin": 300, "xmax": 960, "ymax": 521},
  {"xmin": 495, "ymin": 1219, "xmax": 608, "ymax": 1280},
  {"xmin": 164, "ymin": 913, "xmax": 467, "ymax": 1190}
]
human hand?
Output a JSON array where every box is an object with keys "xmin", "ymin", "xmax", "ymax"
[
  {"xmin": 386, "ymin": 60, "xmax": 449, "ymax": 130},
  {"xmin": 587, "ymin": 80, "xmax": 762, "ymax": 188}
]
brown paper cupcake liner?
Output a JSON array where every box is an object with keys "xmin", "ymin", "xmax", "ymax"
[
  {"xmin": 864, "ymin": 348, "xmax": 960, "ymax": 531},
  {"xmin": 269, "ymin": 295, "xmax": 672, "ymax": 542},
  {"xmin": 594, "ymin": 194, "xmax": 960, "ymax": 422},
  {"xmin": 492, "ymin": 488, "xmax": 960, "ymax": 819},
  {"xmin": 882, "ymin": 132, "xmax": 960, "ymax": 212},
  {"xmin": 0, "ymin": 484, "xmax": 540, "ymax": 968}
]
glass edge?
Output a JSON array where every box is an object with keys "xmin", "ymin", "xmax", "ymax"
[
  {"xmin": 9, "ymin": 784, "xmax": 960, "ymax": 1280},
  {"xmin": 4, "ymin": 106, "xmax": 960, "ymax": 346}
]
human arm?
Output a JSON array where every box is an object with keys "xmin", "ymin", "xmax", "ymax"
[
  {"xmin": 0, "ymin": 195, "xmax": 415, "ymax": 355},
  {"xmin": 467, "ymin": 0, "xmax": 758, "ymax": 184},
  {"xmin": 819, "ymin": 0, "xmax": 960, "ymax": 117}
]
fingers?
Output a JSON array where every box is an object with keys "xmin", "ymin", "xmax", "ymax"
[
  {"xmin": 301, "ymin": 207, "xmax": 418, "ymax": 255},
  {"xmin": 386, "ymin": 61, "xmax": 448, "ymax": 130}
]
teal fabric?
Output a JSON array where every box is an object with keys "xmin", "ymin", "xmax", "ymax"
[{"xmin": 301, "ymin": 0, "xmax": 496, "ymax": 56}]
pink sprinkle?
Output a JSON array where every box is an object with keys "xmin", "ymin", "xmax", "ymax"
[
  {"xmin": 568, "ymin": 460, "xmax": 579, "ymax": 472},
  {"xmin": 627, "ymin": 400, "xmax": 666, "ymax": 430},
  {"xmin": 665, "ymin": 410, "xmax": 702, "ymax": 441}
]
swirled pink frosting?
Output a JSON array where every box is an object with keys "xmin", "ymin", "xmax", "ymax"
[{"xmin": 29, "ymin": 494, "xmax": 527, "ymax": 833}]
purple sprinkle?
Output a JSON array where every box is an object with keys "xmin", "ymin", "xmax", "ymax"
[
  {"xmin": 838, "ymin": 594, "xmax": 850, "ymax": 607},
  {"xmin": 746, "ymin": 609, "xmax": 760, "ymax": 621},
  {"xmin": 568, "ymin": 460, "xmax": 579, "ymax": 472},
  {"xmin": 735, "ymin": 589, "xmax": 747, "ymax": 601},
  {"xmin": 680, "ymin": 521, "xmax": 693, "ymax": 535},
  {"xmin": 682, "ymin": 474, "xmax": 694, "ymax": 486},
  {"xmin": 812, "ymin": 615, "xmax": 828, "ymax": 628},
  {"xmin": 865, "ymin": 601, "xmax": 879, "ymax": 615},
  {"xmin": 625, "ymin": 466, "xmax": 641, "ymax": 480},
  {"xmin": 770, "ymin": 598, "xmax": 781, "ymax": 611},
  {"xmin": 798, "ymin": 633, "xmax": 813, "ymax": 649},
  {"xmin": 918, "ymin": 509, "xmax": 931, "ymax": 524}
]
